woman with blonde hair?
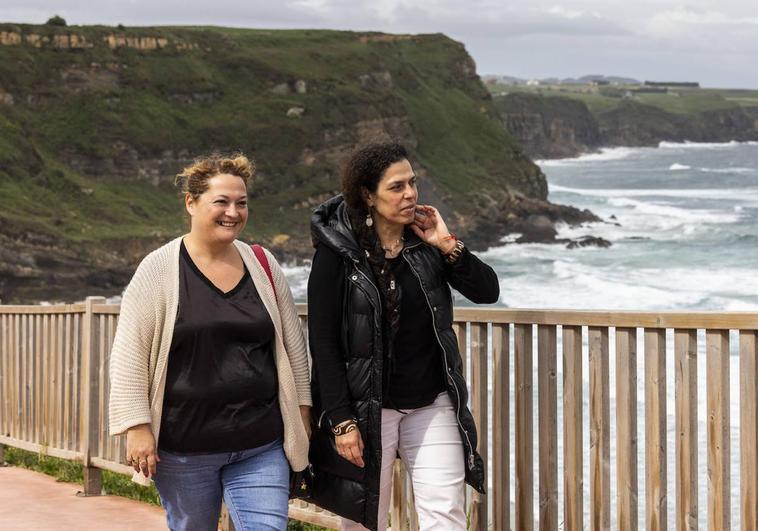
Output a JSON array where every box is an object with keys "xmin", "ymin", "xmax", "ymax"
[{"xmin": 109, "ymin": 153, "xmax": 311, "ymax": 530}]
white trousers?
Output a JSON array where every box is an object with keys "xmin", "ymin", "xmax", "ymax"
[{"xmin": 341, "ymin": 392, "xmax": 467, "ymax": 531}]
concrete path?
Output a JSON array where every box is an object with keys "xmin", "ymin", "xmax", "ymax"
[{"xmin": 0, "ymin": 466, "xmax": 167, "ymax": 530}]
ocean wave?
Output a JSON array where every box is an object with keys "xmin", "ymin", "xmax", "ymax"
[
  {"xmin": 537, "ymin": 146, "xmax": 641, "ymax": 166},
  {"xmin": 658, "ymin": 140, "xmax": 757, "ymax": 149},
  {"xmin": 495, "ymin": 258, "xmax": 758, "ymax": 310},
  {"xmin": 550, "ymin": 183, "xmax": 758, "ymax": 202},
  {"xmin": 498, "ymin": 260, "xmax": 704, "ymax": 310},
  {"xmin": 698, "ymin": 166, "xmax": 755, "ymax": 174},
  {"xmin": 669, "ymin": 163, "xmax": 691, "ymax": 170},
  {"xmin": 281, "ymin": 263, "xmax": 310, "ymax": 300}
]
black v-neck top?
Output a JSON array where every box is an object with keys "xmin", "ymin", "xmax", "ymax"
[{"xmin": 158, "ymin": 242, "xmax": 282, "ymax": 453}]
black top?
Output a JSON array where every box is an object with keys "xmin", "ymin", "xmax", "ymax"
[
  {"xmin": 159, "ymin": 242, "xmax": 283, "ymax": 453},
  {"xmin": 308, "ymin": 244, "xmax": 448, "ymax": 422},
  {"xmin": 384, "ymin": 255, "xmax": 446, "ymax": 409}
]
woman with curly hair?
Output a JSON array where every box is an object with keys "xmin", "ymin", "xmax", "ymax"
[
  {"xmin": 307, "ymin": 143, "xmax": 500, "ymax": 530},
  {"xmin": 109, "ymin": 153, "xmax": 311, "ymax": 530}
]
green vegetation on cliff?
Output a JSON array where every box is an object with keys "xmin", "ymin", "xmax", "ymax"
[
  {"xmin": 0, "ymin": 25, "xmax": 544, "ymax": 238},
  {"xmin": 0, "ymin": 23, "xmax": 546, "ymax": 301},
  {"xmin": 491, "ymin": 83, "xmax": 758, "ymax": 158},
  {"xmin": 491, "ymin": 83, "xmax": 758, "ymax": 115}
]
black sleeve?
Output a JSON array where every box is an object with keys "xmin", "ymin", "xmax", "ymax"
[
  {"xmin": 444, "ymin": 246, "xmax": 500, "ymax": 304},
  {"xmin": 307, "ymin": 244, "xmax": 354, "ymax": 426}
]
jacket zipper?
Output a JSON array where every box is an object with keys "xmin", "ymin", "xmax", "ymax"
[
  {"xmin": 402, "ymin": 245, "xmax": 476, "ymax": 469},
  {"xmin": 351, "ymin": 258, "xmax": 383, "ymax": 319}
]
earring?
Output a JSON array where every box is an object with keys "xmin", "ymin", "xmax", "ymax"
[{"xmin": 365, "ymin": 212, "xmax": 373, "ymax": 227}]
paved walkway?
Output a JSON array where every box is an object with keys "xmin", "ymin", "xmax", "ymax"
[{"xmin": 0, "ymin": 466, "xmax": 167, "ymax": 530}]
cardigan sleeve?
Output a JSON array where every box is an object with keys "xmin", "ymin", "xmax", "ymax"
[
  {"xmin": 108, "ymin": 258, "xmax": 160, "ymax": 436},
  {"xmin": 265, "ymin": 248, "xmax": 313, "ymax": 407}
]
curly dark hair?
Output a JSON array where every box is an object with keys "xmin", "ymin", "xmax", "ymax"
[
  {"xmin": 341, "ymin": 143, "xmax": 409, "ymax": 215},
  {"xmin": 341, "ymin": 143, "xmax": 410, "ymax": 377}
]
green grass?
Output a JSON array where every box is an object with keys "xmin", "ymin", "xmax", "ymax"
[
  {"xmin": 634, "ymin": 91, "xmax": 739, "ymax": 114},
  {"xmin": 3, "ymin": 447, "xmax": 327, "ymax": 530},
  {"xmin": 490, "ymin": 83, "xmax": 622, "ymax": 113},
  {"xmin": 4, "ymin": 446, "xmax": 161, "ymax": 504},
  {"xmin": 0, "ymin": 21, "xmax": 544, "ymax": 261},
  {"xmin": 490, "ymin": 83, "xmax": 755, "ymax": 116}
]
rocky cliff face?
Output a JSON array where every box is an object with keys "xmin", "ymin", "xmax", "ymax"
[
  {"xmin": 0, "ymin": 23, "xmax": 593, "ymax": 303},
  {"xmin": 495, "ymin": 92, "xmax": 601, "ymax": 158},
  {"xmin": 495, "ymin": 93, "xmax": 758, "ymax": 159},
  {"xmin": 597, "ymin": 101, "xmax": 758, "ymax": 147}
]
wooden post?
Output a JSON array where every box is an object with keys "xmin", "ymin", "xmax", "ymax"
[
  {"xmin": 469, "ymin": 323, "xmax": 488, "ymax": 531},
  {"xmin": 706, "ymin": 330, "xmax": 730, "ymax": 530},
  {"xmin": 391, "ymin": 459, "xmax": 409, "ymax": 531},
  {"xmin": 220, "ymin": 504, "xmax": 236, "ymax": 531},
  {"xmin": 616, "ymin": 327, "xmax": 638, "ymax": 531},
  {"xmin": 515, "ymin": 323, "xmax": 534, "ymax": 531},
  {"xmin": 79, "ymin": 296, "xmax": 105, "ymax": 496},
  {"xmin": 674, "ymin": 329, "xmax": 697, "ymax": 531},
  {"xmin": 740, "ymin": 331, "xmax": 758, "ymax": 531},
  {"xmin": 563, "ymin": 326, "xmax": 583, "ymax": 531},
  {"xmin": 644, "ymin": 328, "xmax": 667, "ymax": 531},
  {"xmin": 538, "ymin": 324, "xmax": 558, "ymax": 531},
  {"xmin": 589, "ymin": 326, "xmax": 610, "ymax": 531},
  {"xmin": 492, "ymin": 324, "xmax": 510, "ymax": 531}
]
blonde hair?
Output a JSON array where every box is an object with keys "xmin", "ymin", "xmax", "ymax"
[{"xmin": 175, "ymin": 153, "xmax": 255, "ymax": 198}]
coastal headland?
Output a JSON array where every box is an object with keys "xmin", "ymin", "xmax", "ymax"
[
  {"xmin": 491, "ymin": 82, "xmax": 758, "ymax": 159},
  {"xmin": 0, "ymin": 22, "xmax": 599, "ymax": 303}
]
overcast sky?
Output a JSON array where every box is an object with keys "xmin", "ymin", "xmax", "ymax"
[{"xmin": 2, "ymin": 1, "xmax": 758, "ymax": 88}]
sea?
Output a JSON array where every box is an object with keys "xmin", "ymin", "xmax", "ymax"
[{"xmin": 282, "ymin": 140, "xmax": 758, "ymax": 527}]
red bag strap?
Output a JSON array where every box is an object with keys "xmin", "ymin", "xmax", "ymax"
[{"xmin": 251, "ymin": 244, "xmax": 277, "ymax": 302}]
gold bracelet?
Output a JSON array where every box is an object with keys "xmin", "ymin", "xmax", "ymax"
[
  {"xmin": 332, "ymin": 419, "xmax": 358, "ymax": 436},
  {"xmin": 445, "ymin": 240, "xmax": 465, "ymax": 264}
]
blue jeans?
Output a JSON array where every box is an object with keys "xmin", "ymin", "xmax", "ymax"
[{"xmin": 153, "ymin": 438, "xmax": 289, "ymax": 531}]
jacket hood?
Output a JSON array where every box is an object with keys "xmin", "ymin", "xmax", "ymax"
[
  {"xmin": 311, "ymin": 194, "xmax": 425, "ymax": 261},
  {"xmin": 310, "ymin": 195, "xmax": 363, "ymax": 262}
]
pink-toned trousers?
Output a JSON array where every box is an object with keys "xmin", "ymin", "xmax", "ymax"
[{"xmin": 341, "ymin": 392, "xmax": 467, "ymax": 531}]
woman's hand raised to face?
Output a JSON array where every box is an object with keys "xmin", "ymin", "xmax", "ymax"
[
  {"xmin": 335, "ymin": 428, "xmax": 365, "ymax": 468},
  {"xmin": 409, "ymin": 205, "xmax": 457, "ymax": 254}
]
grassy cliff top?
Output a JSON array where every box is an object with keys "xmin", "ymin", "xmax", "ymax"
[
  {"xmin": 489, "ymin": 83, "xmax": 758, "ymax": 115},
  {"xmin": 0, "ymin": 23, "xmax": 544, "ymax": 253}
]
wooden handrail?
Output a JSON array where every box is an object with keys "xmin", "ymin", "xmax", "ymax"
[{"xmin": 2, "ymin": 302, "xmax": 757, "ymax": 530}]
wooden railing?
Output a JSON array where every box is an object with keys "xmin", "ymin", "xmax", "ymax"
[{"xmin": 2, "ymin": 299, "xmax": 758, "ymax": 530}]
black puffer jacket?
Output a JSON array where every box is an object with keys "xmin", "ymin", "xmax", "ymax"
[{"xmin": 308, "ymin": 195, "xmax": 500, "ymax": 530}]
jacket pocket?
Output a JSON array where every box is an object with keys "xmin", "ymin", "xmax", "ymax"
[{"xmin": 309, "ymin": 423, "xmax": 366, "ymax": 482}]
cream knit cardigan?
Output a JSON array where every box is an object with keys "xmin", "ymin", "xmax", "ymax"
[{"xmin": 109, "ymin": 237, "xmax": 312, "ymax": 484}]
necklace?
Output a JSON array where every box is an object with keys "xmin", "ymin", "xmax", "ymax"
[{"xmin": 381, "ymin": 236, "xmax": 405, "ymax": 254}]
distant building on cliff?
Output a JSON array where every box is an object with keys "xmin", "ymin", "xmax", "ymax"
[{"xmin": 644, "ymin": 81, "xmax": 700, "ymax": 88}]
